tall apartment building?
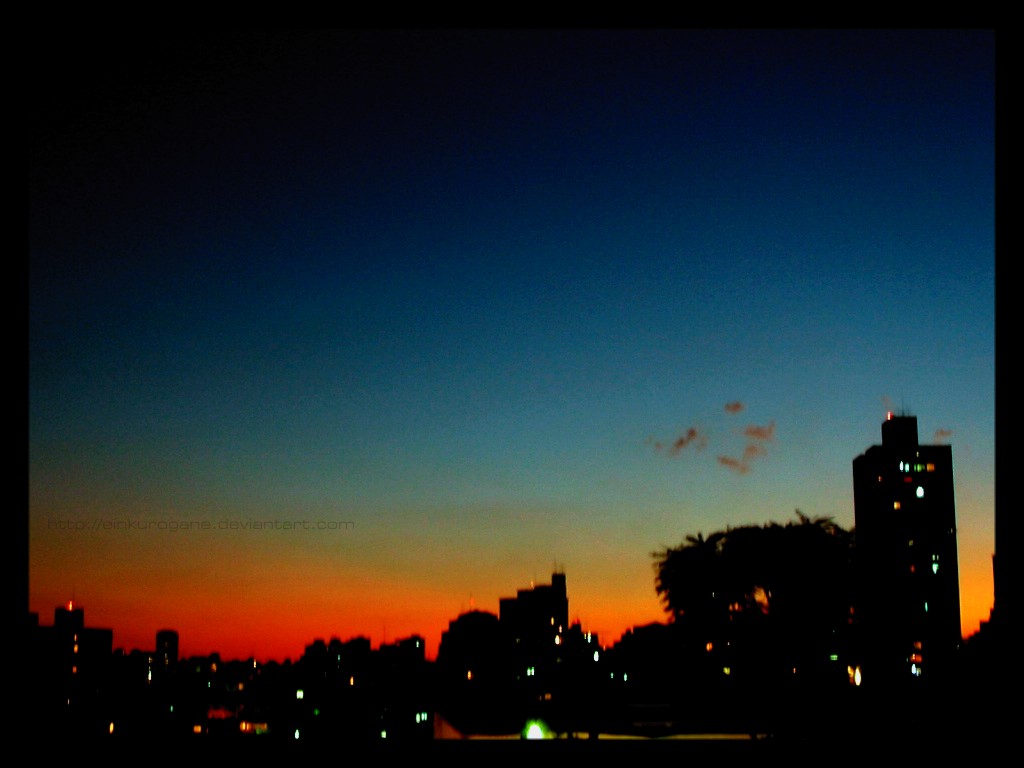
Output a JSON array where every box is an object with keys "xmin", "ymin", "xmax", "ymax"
[{"xmin": 852, "ymin": 413, "xmax": 961, "ymax": 690}]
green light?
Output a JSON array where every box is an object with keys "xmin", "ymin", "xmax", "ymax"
[{"xmin": 523, "ymin": 720, "xmax": 548, "ymax": 739}]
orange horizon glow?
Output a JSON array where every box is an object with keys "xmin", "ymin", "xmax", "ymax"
[{"xmin": 29, "ymin": 559, "xmax": 993, "ymax": 664}]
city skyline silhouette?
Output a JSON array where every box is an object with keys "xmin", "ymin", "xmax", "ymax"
[
  {"xmin": 28, "ymin": 30, "xmax": 998, "ymax": 753},
  {"xmin": 24, "ymin": 410, "xmax": 1008, "ymax": 752}
]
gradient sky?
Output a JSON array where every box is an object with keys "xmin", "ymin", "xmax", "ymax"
[{"xmin": 29, "ymin": 29, "xmax": 995, "ymax": 663}]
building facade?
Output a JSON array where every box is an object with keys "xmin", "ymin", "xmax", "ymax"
[{"xmin": 852, "ymin": 413, "xmax": 961, "ymax": 691}]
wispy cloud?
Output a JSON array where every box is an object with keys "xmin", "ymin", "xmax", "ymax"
[
  {"xmin": 744, "ymin": 421, "xmax": 776, "ymax": 442},
  {"xmin": 934, "ymin": 428, "xmax": 953, "ymax": 442},
  {"xmin": 717, "ymin": 455, "xmax": 749, "ymax": 474},
  {"xmin": 743, "ymin": 442, "xmax": 767, "ymax": 461},
  {"xmin": 650, "ymin": 427, "xmax": 709, "ymax": 455},
  {"xmin": 715, "ymin": 419, "xmax": 776, "ymax": 473},
  {"xmin": 649, "ymin": 406, "xmax": 775, "ymax": 473}
]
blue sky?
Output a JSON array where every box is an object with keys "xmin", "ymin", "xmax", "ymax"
[{"xmin": 29, "ymin": 29, "xmax": 995, "ymax": 661}]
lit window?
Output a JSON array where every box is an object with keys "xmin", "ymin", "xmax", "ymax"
[
  {"xmin": 296, "ymin": 689, "xmax": 304, "ymax": 700},
  {"xmin": 593, "ymin": 651, "xmax": 600, "ymax": 662},
  {"xmin": 916, "ymin": 486, "xmax": 924, "ymax": 498},
  {"xmin": 932, "ymin": 563, "xmax": 939, "ymax": 574},
  {"xmin": 893, "ymin": 501, "xmax": 901, "ymax": 510}
]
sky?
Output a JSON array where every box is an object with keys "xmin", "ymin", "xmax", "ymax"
[{"xmin": 28, "ymin": 29, "xmax": 995, "ymax": 663}]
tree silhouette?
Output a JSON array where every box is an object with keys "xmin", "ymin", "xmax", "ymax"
[{"xmin": 652, "ymin": 511, "xmax": 855, "ymax": 692}]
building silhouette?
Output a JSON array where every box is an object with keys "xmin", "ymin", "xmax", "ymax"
[
  {"xmin": 852, "ymin": 412, "xmax": 961, "ymax": 691},
  {"xmin": 155, "ymin": 629, "xmax": 179, "ymax": 677},
  {"xmin": 499, "ymin": 571, "xmax": 569, "ymax": 690},
  {"xmin": 30, "ymin": 602, "xmax": 115, "ymax": 737},
  {"xmin": 434, "ymin": 572, "xmax": 609, "ymax": 737}
]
